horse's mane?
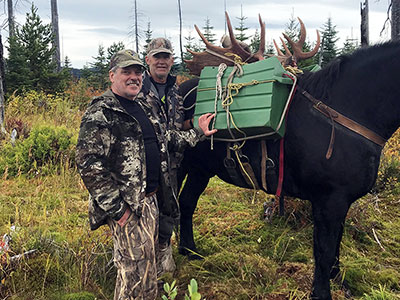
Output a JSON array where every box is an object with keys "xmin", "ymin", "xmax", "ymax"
[{"xmin": 298, "ymin": 41, "xmax": 400, "ymax": 102}]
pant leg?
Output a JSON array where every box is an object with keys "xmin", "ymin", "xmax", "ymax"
[{"xmin": 108, "ymin": 195, "xmax": 159, "ymax": 300}]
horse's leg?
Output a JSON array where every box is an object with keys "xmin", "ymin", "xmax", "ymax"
[
  {"xmin": 178, "ymin": 169, "xmax": 210, "ymax": 259},
  {"xmin": 310, "ymin": 193, "xmax": 350, "ymax": 300}
]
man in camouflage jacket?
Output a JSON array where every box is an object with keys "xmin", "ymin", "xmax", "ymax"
[
  {"xmin": 76, "ymin": 49, "xmax": 216, "ymax": 300},
  {"xmin": 142, "ymin": 38, "xmax": 192, "ymax": 276}
]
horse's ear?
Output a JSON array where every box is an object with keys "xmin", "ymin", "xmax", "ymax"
[{"xmin": 185, "ymin": 12, "xmax": 265, "ymax": 75}]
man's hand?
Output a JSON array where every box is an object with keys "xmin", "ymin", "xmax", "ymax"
[
  {"xmin": 198, "ymin": 113, "xmax": 217, "ymax": 136},
  {"xmin": 117, "ymin": 207, "xmax": 131, "ymax": 227}
]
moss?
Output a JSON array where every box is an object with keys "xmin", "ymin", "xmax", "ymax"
[{"xmin": 60, "ymin": 292, "xmax": 97, "ymax": 300}]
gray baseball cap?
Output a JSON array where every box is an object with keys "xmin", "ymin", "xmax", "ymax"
[
  {"xmin": 147, "ymin": 38, "xmax": 174, "ymax": 56},
  {"xmin": 109, "ymin": 49, "xmax": 145, "ymax": 71}
]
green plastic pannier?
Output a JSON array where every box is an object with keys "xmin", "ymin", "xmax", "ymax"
[{"xmin": 193, "ymin": 57, "xmax": 294, "ymax": 140}]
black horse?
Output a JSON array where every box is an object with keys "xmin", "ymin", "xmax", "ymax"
[{"xmin": 177, "ymin": 41, "xmax": 400, "ymax": 300}]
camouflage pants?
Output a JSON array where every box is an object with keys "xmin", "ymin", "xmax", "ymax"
[{"xmin": 108, "ymin": 195, "xmax": 159, "ymax": 300}]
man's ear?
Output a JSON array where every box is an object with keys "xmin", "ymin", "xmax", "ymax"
[
  {"xmin": 109, "ymin": 70, "xmax": 114, "ymax": 83},
  {"xmin": 145, "ymin": 56, "xmax": 150, "ymax": 65}
]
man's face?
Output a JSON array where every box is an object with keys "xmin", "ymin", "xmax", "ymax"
[
  {"xmin": 109, "ymin": 65, "xmax": 143, "ymax": 100},
  {"xmin": 145, "ymin": 52, "xmax": 174, "ymax": 83}
]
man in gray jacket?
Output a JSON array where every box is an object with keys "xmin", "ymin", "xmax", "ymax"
[{"xmin": 76, "ymin": 49, "xmax": 215, "ymax": 300}]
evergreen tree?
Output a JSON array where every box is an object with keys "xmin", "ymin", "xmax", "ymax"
[
  {"xmin": 182, "ymin": 30, "xmax": 202, "ymax": 72},
  {"xmin": 82, "ymin": 42, "xmax": 126, "ymax": 90},
  {"xmin": 107, "ymin": 42, "xmax": 125, "ymax": 61},
  {"xmin": 266, "ymin": 41, "xmax": 275, "ymax": 55},
  {"xmin": 318, "ymin": 17, "xmax": 339, "ymax": 67},
  {"xmin": 249, "ymin": 29, "xmax": 260, "ymax": 53},
  {"xmin": 141, "ymin": 21, "xmax": 153, "ymax": 63},
  {"xmin": 84, "ymin": 45, "xmax": 108, "ymax": 90},
  {"xmin": 5, "ymin": 4, "xmax": 66, "ymax": 94},
  {"xmin": 280, "ymin": 13, "xmax": 319, "ymax": 68},
  {"xmin": 64, "ymin": 56, "xmax": 72, "ymax": 69},
  {"xmin": 201, "ymin": 17, "xmax": 216, "ymax": 48},
  {"xmin": 341, "ymin": 37, "xmax": 358, "ymax": 56},
  {"xmin": 235, "ymin": 7, "xmax": 250, "ymax": 42}
]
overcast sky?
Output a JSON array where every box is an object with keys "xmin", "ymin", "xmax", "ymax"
[{"xmin": 1, "ymin": 0, "xmax": 392, "ymax": 68}]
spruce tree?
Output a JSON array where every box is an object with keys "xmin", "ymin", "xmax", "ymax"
[
  {"xmin": 141, "ymin": 21, "xmax": 153, "ymax": 63},
  {"xmin": 319, "ymin": 17, "xmax": 339, "ymax": 67},
  {"xmin": 5, "ymin": 4, "xmax": 66, "ymax": 94},
  {"xmin": 201, "ymin": 17, "xmax": 216, "ymax": 48},
  {"xmin": 85, "ymin": 45, "xmax": 108, "ymax": 90},
  {"xmin": 341, "ymin": 37, "xmax": 358, "ymax": 55},
  {"xmin": 249, "ymin": 29, "xmax": 260, "ymax": 53},
  {"xmin": 235, "ymin": 7, "xmax": 250, "ymax": 42},
  {"xmin": 82, "ymin": 42, "xmax": 126, "ymax": 90},
  {"xmin": 107, "ymin": 42, "xmax": 125, "ymax": 61},
  {"xmin": 281, "ymin": 13, "xmax": 317, "ymax": 68}
]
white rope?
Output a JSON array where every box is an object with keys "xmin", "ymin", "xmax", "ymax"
[{"xmin": 211, "ymin": 63, "xmax": 227, "ymax": 150}]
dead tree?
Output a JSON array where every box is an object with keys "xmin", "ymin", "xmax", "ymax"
[
  {"xmin": 7, "ymin": 0, "xmax": 15, "ymax": 38},
  {"xmin": 0, "ymin": 32, "xmax": 5, "ymax": 134},
  {"xmin": 360, "ymin": 0, "xmax": 369, "ymax": 46},
  {"xmin": 178, "ymin": 0, "xmax": 183, "ymax": 65},
  {"xmin": 51, "ymin": 0, "xmax": 61, "ymax": 71},
  {"xmin": 392, "ymin": 0, "xmax": 400, "ymax": 40}
]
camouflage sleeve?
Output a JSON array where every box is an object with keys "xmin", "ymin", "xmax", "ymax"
[
  {"xmin": 165, "ymin": 127, "xmax": 206, "ymax": 153},
  {"xmin": 76, "ymin": 106, "xmax": 128, "ymax": 221}
]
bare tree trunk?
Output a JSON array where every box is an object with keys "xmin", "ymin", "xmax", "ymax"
[
  {"xmin": 360, "ymin": 0, "xmax": 369, "ymax": 47},
  {"xmin": 0, "ymin": 32, "xmax": 6, "ymax": 134},
  {"xmin": 134, "ymin": 0, "xmax": 139, "ymax": 53},
  {"xmin": 7, "ymin": 0, "xmax": 15, "ymax": 38},
  {"xmin": 51, "ymin": 0, "xmax": 61, "ymax": 72},
  {"xmin": 392, "ymin": 0, "xmax": 400, "ymax": 40},
  {"xmin": 178, "ymin": 0, "xmax": 183, "ymax": 65}
]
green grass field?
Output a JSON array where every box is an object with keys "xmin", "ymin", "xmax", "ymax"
[{"xmin": 0, "ymin": 87, "xmax": 399, "ymax": 299}]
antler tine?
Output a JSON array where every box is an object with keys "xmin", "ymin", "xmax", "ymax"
[
  {"xmin": 282, "ymin": 17, "xmax": 321, "ymax": 61},
  {"xmin": 273, "ymin": 39, "xmax": 285, "ymax": 56},
  {"xmin": 253, "ymin": 14, "xmax": 266, "ymax": 60},
  {"xmin": 280, "ymin": 36, "xmax": 293, "ymax": 56},
  {"xmin": 185, "ymin": 12, "xmax": 268, "ymax": 75},
  {"xmin": 194, "ymin": 24, "xmax": 223, "ymax": 53},
  {"xmin": 225, "ymin": 11, "xmax": 252, "ymax": 57},
  {"xmin": 297, "ymin": 17, "xmax": 307, "ymax": 46}
]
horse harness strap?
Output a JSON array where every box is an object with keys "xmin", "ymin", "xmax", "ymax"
[
  {"xmin": 300, "ymin": 89, "xmax": 386, "ymax": 159},
  {"xmin": 224, "ymin": 143, "xmax": 261, "ymax": 190}
]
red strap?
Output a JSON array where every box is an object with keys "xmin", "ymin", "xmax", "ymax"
[
  {"xmin": 276, "ymin": 138, "xmax": 285, "ymax": 197},
  {"xmin": 275, "ymin": 73, "xmax": 297, "ymax": 197}
]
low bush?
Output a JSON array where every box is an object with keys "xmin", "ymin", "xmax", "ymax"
[{"xmin": 0, "ymin": 124, "xmax": 76, "ymax": 177}]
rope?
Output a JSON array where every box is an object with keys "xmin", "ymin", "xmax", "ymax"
[
  {"xmin": 197, "ymin": 79, "xmax": 276, "ymax": 92},
  {"xmin": 183, "ymin": 86, "xmax": 198, "ymax": 111},
  {"xmin": 234, "ymin": 147, "xmax": 257, "ymax": 203},
  {"xmin": 285, "ymin": 66, "xmax": 303, "ymax": 75},
  {"xmin": 211, "ymin": 63, "xmax": 227, "ymax": 150}
]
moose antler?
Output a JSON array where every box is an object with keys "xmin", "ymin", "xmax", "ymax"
[
  {"xmin": 274, "ymin": 17, "xmax": 321, "ymax": 65},
  {"xmin": 185, "ymin": 12, "xmax": 265, "ymax": 75}
]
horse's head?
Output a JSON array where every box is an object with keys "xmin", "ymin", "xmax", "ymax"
[{"xmin": 185, "ymin": 12, "xmax": 321, "ymax": 75}]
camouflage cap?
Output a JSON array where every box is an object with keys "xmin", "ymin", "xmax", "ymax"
[
  {"xmin": 147, "ymin": 38, "xmax": 173, "ymax": 56},
  {"xmin": 109, "ymin": 49, "xmax": 145, "ymax": 71}
]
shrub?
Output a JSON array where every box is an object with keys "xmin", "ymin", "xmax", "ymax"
[
  {"xmin": 64, "ymin": 79, "xmax": 103, "ymax": 111},
  {"xmin": 0, "ymin": 124, "xmax": 76, "ymax": 177},
  {"xmin": 376, "ymin": 129, "xmax": 400, "ymax": 191}
]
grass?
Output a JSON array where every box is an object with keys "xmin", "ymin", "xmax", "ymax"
[
  {"xmin": 1, "ymin": 164, "xmax": 400, "ymax": 300},
  {"xmin": 1, "ymin": 87, "xmax": 400, "ymax": 299}
]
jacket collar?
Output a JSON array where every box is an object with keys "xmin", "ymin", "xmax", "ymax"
[{"xmin": 142, "ymin": 71, "xmax": 176, "ymax": 96}]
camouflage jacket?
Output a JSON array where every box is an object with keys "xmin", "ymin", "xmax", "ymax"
[
  {"xmin": 141, "ymin": 72, "xmax": 186, "ymax": 172},
  {"xmin": 76, "ymin": 89, "xmax": 204, "ymax": 230}
]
